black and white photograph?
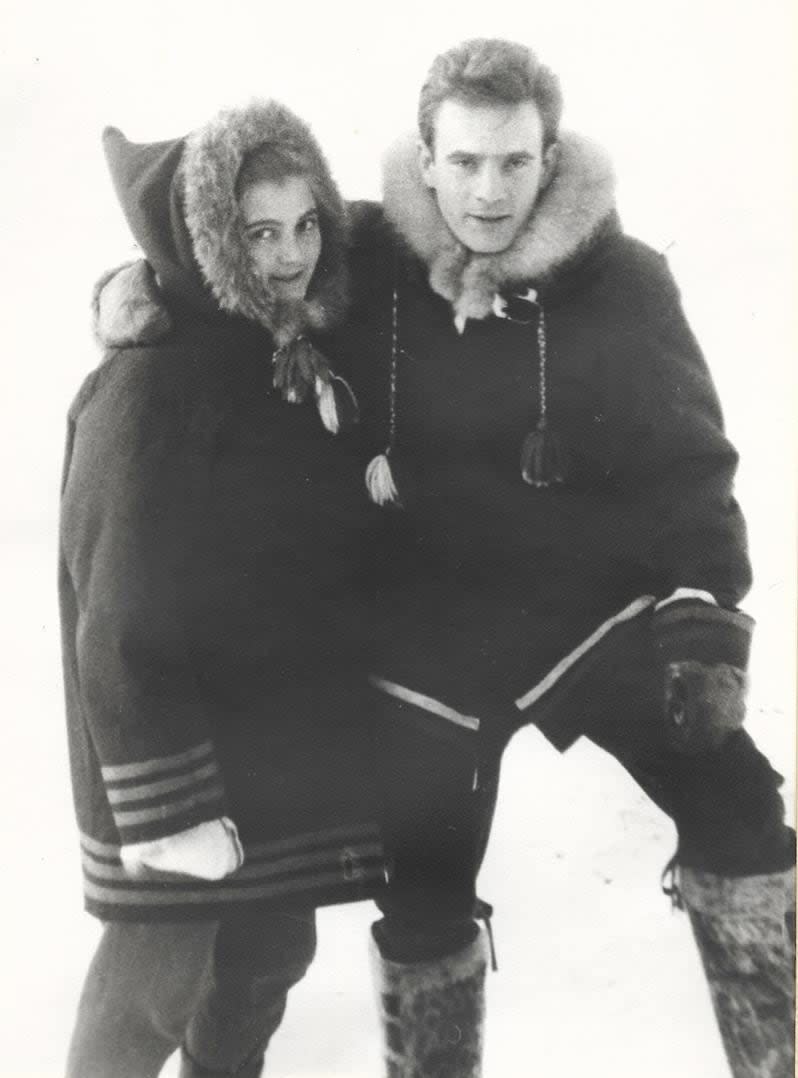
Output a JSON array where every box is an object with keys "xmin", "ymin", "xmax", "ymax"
[{"xmin": 1, "ymin": 1, "xmax": 795, "ymax": 1075}]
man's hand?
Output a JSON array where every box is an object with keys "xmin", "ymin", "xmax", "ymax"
[
  {"xmin": 663, "ymin": 659, "xmax": 748, "ymax": 754},
  {"xmin": 653, "ymin": 598, "xmax": 754, "ymax": 756},
  {"xmin": 121, "ymin": 816, "xmax": 243, "ymax": 880}
]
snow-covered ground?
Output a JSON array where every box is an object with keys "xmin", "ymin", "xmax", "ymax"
[{"xmin": 2, "ymin": 523, "xmax": 793, "ymax": 1078}]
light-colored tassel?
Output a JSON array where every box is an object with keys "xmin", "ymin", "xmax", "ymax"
[
  {"xmin": 366, "ymin": 453, "xmax": 400, "ymax": 506},
  {"xmin": 314, "ymin": 375, "xmax": 360, "ymax": 435},
  {"xmin": 315, "ymin": 377, "xmax": 339, "ymax": 434}
]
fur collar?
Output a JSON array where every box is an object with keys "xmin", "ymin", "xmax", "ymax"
[
  {"xmin": 182, "ymin": 100, "xmax": 349, "ymax": 346},
  {"xmin": 382, "ymin": 131, "xmax": 616, "ymax": 328}
]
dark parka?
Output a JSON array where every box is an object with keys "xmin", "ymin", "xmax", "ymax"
[
  {"xmin": 334, "ymin": 132, "xmax": 752, "ymax": 758},
  {"xmin": 59, "ymin": 102, "xmax": 386, "ymax": 922}
]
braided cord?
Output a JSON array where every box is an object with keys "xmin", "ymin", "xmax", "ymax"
[
  {"xmin": 387, "ymin": 285, "xmax": 399, "ymax": 452},
  {"xmin": 536, "ymin": 305, "xmax": 548, "ymax": 428}
]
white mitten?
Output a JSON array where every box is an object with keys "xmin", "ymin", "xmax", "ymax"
[{"xmin": 120, "ymin": 816, "xmax": 244, "ymax": 880}]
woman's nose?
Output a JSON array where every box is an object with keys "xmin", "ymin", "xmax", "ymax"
[{"xmin": 277, "ymin": 234, "xmax": 303, "ymax": 266}]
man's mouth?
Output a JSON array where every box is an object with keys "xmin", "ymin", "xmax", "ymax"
[{"xmin": 469, "ymin": 214, "xmax": 512, "ymax": 225}]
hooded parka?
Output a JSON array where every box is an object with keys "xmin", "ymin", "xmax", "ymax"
[
  {"xmin": 59, "ymin": 101, "xmax": 387, "ymax": 922},
  {"xmin": 335, "ymin": 131, "xmax": 753, "ymax": 761}
]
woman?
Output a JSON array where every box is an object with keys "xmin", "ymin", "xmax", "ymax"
[{"xmin": 60, "ymin": 100, "xmax": 386, "ymax": 1077}]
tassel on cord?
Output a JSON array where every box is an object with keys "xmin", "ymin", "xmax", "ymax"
[
  {"xmin": 366, "ymin": 453, "xmax": 400, "ymax": 505},
  {"xmin": 521, "ymin": 419, "xmax": 569, "ymax": 488},
  {"xmin": 520, "ymin": 303, "xmax": 568, "ymax": 488},
  {"xmin": 314, "ymin": 375, "xmax": 359, "ymax": 435},
  {"xmin": 365, "ymin": 285, "xmax": 402, "ymax": 507}
]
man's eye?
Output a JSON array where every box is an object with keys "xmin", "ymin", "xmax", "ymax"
[
  {"xmin": 506, "ymin": 157, "xmax": 530, "ymax": 171},
  {"xmin": 452, "ymin": 158, "xmax": 477, "ymax": 171}
]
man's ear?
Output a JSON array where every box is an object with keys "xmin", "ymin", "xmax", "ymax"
[
  {"xmin": 418, "ymin": 139, "xmax": 436, "ymax": 189},
  {"xmin": 541, "ymin": 141, "xmax": 560, "ymax": 191}
]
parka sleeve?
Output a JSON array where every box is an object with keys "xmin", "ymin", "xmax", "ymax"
[
  {"xmin": 603, "ymin": 250, "xmax": 752, "ymax": 608},
  {"xmin": 59, "ymin": 355, "xmax": 227, "ymax": 845}
]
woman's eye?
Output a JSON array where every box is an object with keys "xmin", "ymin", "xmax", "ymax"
[
  {"xmin": 300, "ymin": 216, "xmax": 319, "ymax": 235},
  {"xmin": 249, "ymin": 228, "xmax": 276, "ymax": 244}
]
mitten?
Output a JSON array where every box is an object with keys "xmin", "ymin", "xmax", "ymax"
[
  {"xmin": 653, "ymin": 598, "xmax": 754, "ymax": 755},
  {"xmin": 92, "ymin": 259, "xmax": 172, "ymax": 346},
  {"xmin": 120, "ymin": 816, "xmax": 244, "ymax": 880}
]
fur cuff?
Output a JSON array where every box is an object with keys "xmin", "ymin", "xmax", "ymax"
[
  {"xmin": 679, "ymin": 865, "xmax": 796, "ymax": 920},
  {"xmin": 372, "ymin": 930, "xmax": 488, "ymax": 1077}
]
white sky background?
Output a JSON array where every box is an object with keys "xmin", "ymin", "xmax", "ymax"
[{"xmin": 0, "ymin": 1, "xmax": 796, "ymax": 1073}]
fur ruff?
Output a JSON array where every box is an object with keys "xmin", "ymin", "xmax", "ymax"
[
  {"xmin": 382, "ymin": 131, "xmax": 616, "ymax": 326},
  {"xmin": 91, "ymin": 261, "xmax": 173, "ymax": 348},
  {"xmin": 182, "ymin": 100, "xmax": 349, "ymax": 346}
]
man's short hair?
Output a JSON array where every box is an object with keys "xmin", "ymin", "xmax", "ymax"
[{"xmin": 418, "ymin": 38, "xmax": 563, "ymax": 150}]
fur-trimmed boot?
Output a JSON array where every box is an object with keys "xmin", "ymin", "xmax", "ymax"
[
  {"xmin": 372, "ymin": 929, "xmax": 489, "ymax": 1078},
  {"xmin": 678, "ymin": 865, "xmax": 795, "ymax": 1078},
  {"xmin": 178, "ymin": 1046, "xmax": 264, "ymax": 1077}
]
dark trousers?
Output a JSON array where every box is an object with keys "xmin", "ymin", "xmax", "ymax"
[
  {"xmin": 66, "ymin": 909, "xmax": 316, "ymax": 1078},
  {"xmin": 370, "ymin": 684, "xmax": 794, "ymax": 965},
  {"xmin": 371, "ymin": 695, "xmax": 500, "ymax": 963},
  {"xmin": 583, "ymin": 675, "xmax": 795, "ymax": 877}
]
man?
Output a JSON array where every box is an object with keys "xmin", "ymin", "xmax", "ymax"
[
  {"xmin": 95, "ymin": 39, "xmax": 794, "ymax": 1078},
  {"xmin": 341, "ymin": 39, "xmax": 795, "ymax": 1078}
]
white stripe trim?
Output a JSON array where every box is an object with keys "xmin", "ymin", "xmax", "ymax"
[
  {"xmin": 82, "ymin": 840, "xmax": 385, "ymax": 883},
  {"xmin": 370, "ymin": 677, "xmax": 481, "ymax": 732},
  {"xmin": 514, "ymin": 595, "xmax": 656, "ymax": 712},
  {"xmin": 112, "ymin": 784, "xmax": 223, "ymax": 826},
  {"xmin": 102, "ymin": 741, "xmax": 215, "ymax": 782},
  {"xmin": 79, "ymin": 821, "xmax": 382, "ymax": 861},
  {"xmin": 107, "ymin": 761, "xmax": 219, "ymax": 804},
  {"xmin": 83, "ymin": 866, "xmax": 386, "ymax": 906}
]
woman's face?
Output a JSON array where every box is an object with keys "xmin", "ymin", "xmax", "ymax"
[{"xmin": 240, "ymin": 176, "xmax": 322, "ymax": 301}]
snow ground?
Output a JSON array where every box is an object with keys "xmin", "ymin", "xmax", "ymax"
[{"xmin": 3, "ymin": 526, "xmax": 793, "ymax": 1078}]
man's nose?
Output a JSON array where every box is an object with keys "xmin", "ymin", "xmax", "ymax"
[{"xmin": 473, "ymin": 163, "xmax": 506, "ymax": 204}]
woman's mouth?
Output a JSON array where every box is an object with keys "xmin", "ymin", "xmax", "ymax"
[{"xmin": 270, "ymin": 270, "xmax": 305, "ymax": 284}]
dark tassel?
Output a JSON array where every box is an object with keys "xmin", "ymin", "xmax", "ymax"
[
  {"xmin": 272, "ymin": 337, "xmax": 327, "ymax": 404},
  {"xmin": 520, "ymin": 419, "xmax": 569, "ymax": 488},
  {"xmin": 365, "ymin": 453, "xmax": 401, "ymax": 506}
]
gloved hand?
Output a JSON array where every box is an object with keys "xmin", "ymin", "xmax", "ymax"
[
  {"xmin": 120, "ymin": 816, "xmax": 244, "ymax": 880},
  {"xmin": 653, "ymin": 598, "xmax": 753, "ymax": 755},
  {"xmin": 93, "ymin": 259, "xmax": 172, "ymax": 346}
]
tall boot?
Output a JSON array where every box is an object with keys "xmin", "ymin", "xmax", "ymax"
[
  {"xmin": 372, "ymin": 928, "xmax": 489, "ymax": 1078},
  {"xmin": 678, "ymin": 864, "xmax": 795, "ymax": 1078},
  {"xmin": 178, "ymin": 1045, "xmax": 264, "ymax": 1077}
]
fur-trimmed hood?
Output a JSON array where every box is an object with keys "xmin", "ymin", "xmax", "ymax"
[
  {"xmin": 382, "ymin": 131, "xmax": 616, "ymax": 328},
  {"xmin": 103, "ymin": 101, "xmax": 349, "ymax": 345}
]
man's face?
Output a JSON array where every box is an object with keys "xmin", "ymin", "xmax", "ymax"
[{"xmin": 420, "ymin": 98, "xmax": 557, "ymax": 254}]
